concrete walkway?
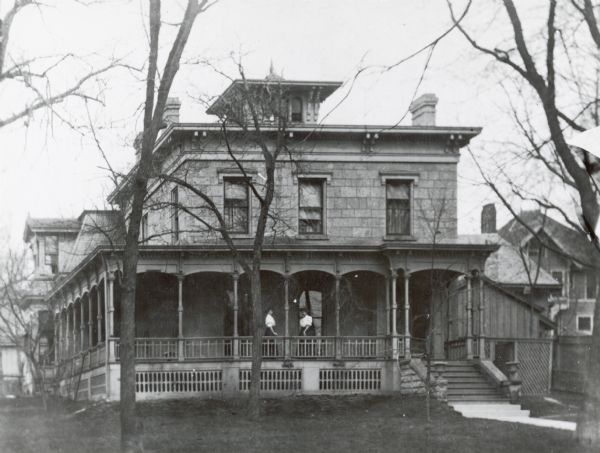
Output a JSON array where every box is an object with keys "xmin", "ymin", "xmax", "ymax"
[{"xmin": 450, "ymin": 402, "xmax": 577, "ymax": 431}]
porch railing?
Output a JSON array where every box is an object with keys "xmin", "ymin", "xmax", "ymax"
[
  {"xmin": 445, "ymin": 338, "xmax": 467, "ymax": 360},
  {"xmin": 109, "ymin": 336, "xmax": 393, "ymax": 361}
]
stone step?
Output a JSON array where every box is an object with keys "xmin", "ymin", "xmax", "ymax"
[
  {"xmin": 447, "ymin": 382, "xmax": 495, "ymax": 389},
  {"xmin": 447, "ymin": 395, "xmax": 508, "ymax": 402},
  {"xmin": 448, "ymin": 388, "xmax": 501, "ymax": 396}
]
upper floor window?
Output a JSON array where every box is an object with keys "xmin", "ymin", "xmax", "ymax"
[
  {"xmin": 586, "ymin": 271, "xmax": 597, "ymax": 299},
  {"xmin": 386, "ymin": 180, "xmax": 411, "ymax": 235},
  {"xmin": 44, "ymin": 236, "xmax": 58, "ymax": 274},
  {"xmin": 551, "ymin": 270, "xmax": 565, "ymax": 296},
  {"xmin": 171, "ymin": 187, "xmax": 179, "ymax": 243},
  {"xmin": 224, "ymin": 178, "xmax": 249, "ymax": 233},
  {"xmin": 299, "ymin": 179, "xmax": 324, "ymax": 234},
  {"xmin": 527, "ymin": 238, "xmax": 544, "ymax": 260},
  {"xmin": 141, "ymin": 213, "xmax": 148, "ymax": 243},
  {"xmin": 290, "ymin": 97, "xmax": 303, "ymax": 122}
]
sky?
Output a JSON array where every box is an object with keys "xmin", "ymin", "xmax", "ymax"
[{"xmin": 0, "ymin": 0, "xmax": 567, "ymax": 247}]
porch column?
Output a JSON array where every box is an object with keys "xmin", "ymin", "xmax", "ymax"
[
  {"xmin": 88, "ymin": 294, "xmax": 93, "ymax": 348},
  {"xmin": 71, "ymin": 307, "xmax": 76, "ymax": 356},
  {"xmin": 390, "ymin": 269, "xmax": 399, "ymax": 360},
  {"xmin": 478, "ymin": 274, "xmax": 485, "ymax": 359},
  {"xmin": 96, "ymin": 288, "xmax": 103, "ymax": 344},
  {"xmin": 466, "ymin": 273, "xmax": 473, "ymax": 360},
  {"xmin": 232, "ymin": 272, "xmax": 239, "ymax": 359},
  {"xmin": 335, "ymin": 273, "xmax": 342, "ymax": 360},
  {"xmin": 404, "ymin": 271, "xmax": 411, "ymax": 359},
  {"xmin": 177, "ymin": 273, "xmax": 184, "ymax": 361},
  {"xmin": 67, "ymin": 304, "xmax": 75, "ymax": 357},
  {"xmin": 80, "ymin": 301, "xmax": 85, "ymax": 352},
  {"xmin": 284, "ymin": 274, "xmax": 290, "ymax": 360},
  {"xmin": 107, "ymin": 273, "xmax": 115, "ymax": 337},
  {"xmin": 107, "ymin": 272, "xmax": 115, "ymax": 361},
  {"xmin": 385, "ymin": 274, "xmax": 391, "ymax": 335},
  {"xmin": 54, "ymin": 314, "xmax": 59, "ymax": 363},
  {"xmin": 60, "ymin": 309, "xmax": 69, "ymax": 360}
]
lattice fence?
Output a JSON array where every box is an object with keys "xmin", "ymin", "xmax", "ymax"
[
  {"xmin": 319, "ymin": 368, "xmax": 381, "ymax": 392},
  {"xmin": 239, "ymin": 369, "xmax": 302, "ymax": 392},
  {"xmin": 488, "ymin": 338, "xmax": 552, "ymax": 395},
  {"xmin": 519, "ymin": 341, "xmax": 552, "ymax": 394},
  {"xmin": 136, "ymin": 370, "xmax": 222, "ymax": 394}
]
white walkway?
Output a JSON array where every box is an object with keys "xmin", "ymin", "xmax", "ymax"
[{"xmin": 450, "ymin": 402, "xmax": 577, "ymax": 431}]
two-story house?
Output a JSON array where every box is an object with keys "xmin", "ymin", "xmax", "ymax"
[
  {"xmin": 497, "ymin": 210, "xmax": 599, "ymax": 336},
  {"xmin": 30, "ymin": 75, "xmax": 555, "ymax": 402}
]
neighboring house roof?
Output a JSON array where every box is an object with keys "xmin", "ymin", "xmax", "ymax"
[
  {"xmin": 61, "ymin": 211, "xmax": 125, "ymax": 273},
  {"xmin": 23, "ymin": 217, "xmax": 80, "ymax": 242},
  {"xmin": 498, "ymin": 210, "xmax": 598, "ymax": 268},
  {"xmin": 484, "ymin": 238, "xmax": 560, "ymax": 287}
]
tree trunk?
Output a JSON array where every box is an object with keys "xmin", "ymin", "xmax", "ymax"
[
  {"xmin": 576, "ymin": 291, "xmax": 600, "ymax": 445},
  {"xmin": 248, "ymin": 266, "xmax": 264, "ymax": 419}
]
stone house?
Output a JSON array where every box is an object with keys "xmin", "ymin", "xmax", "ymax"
[{"xmin": 24, "ymin": 75, "xmax": 555, "ymax": 401}]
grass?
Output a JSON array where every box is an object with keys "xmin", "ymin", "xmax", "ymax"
[{"xmin": 0, "ymin": 394, "xmax": 593, "ymax": 453}]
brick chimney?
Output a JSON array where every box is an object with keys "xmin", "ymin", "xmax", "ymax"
[
  {"xmin": 481, "ymin": 203, "xmax": 497, "ymax": 233},
  {"xmin": 163, "ymin": 97, "xmax": 181, "ymax": 124},
  {"xmin": 409, "ymin": 93, "xmax": 438, "ymax": 126}
]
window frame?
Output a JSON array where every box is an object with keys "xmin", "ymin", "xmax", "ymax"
[
  {"xmin": 577, "ymin": 315, "xmax": 593, "ymax": 333},
  {"xmin": 44, "ymin": 235, "xmax": 59, "ymax": 274},
  {"xmin": 585, "ymin": 271, "xmax": 597, "ymax": 300},
  {"xmin": 290, "ymin": 97, "xmax": 303, "ymax": 123},
  {"xmin": 384, "ymin": 178, "xmax": 414, "ymax": 237},
  {"xmin": 141, "ymin": 212, "xmax": 148, "ymax": 243},
  {"xmin": 550, "ymin": 269, "xmax": 566, "ymax": 296},
  {"xmin": 223, "ymin": 177, "xmax": 250, "ymax": 234},
  {"xmin": 298, "ymin": 178, "xmax": 326, "ymax": 236},
  {"xmin": 171, "ymin": 186, "xmax": 179, "ymax": 243}
]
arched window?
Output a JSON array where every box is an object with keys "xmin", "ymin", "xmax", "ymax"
[{"xmin": 290, "ymin": 97, "xmax": 303, "ymax": 122}]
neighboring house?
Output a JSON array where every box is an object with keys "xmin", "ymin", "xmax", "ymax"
[
  {"xmin": 496, "ymin": 210, "xmax": 599, "ymax": 336},
  {"xmin": 22, "ymin": 74, "xmax": 555, "ymax": 402}
]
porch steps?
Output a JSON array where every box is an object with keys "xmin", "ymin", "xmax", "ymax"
[{"xmin": 444, "ymin": 361, "xmax": 507, "ymax": 403}]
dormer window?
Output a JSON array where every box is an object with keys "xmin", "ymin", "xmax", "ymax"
[
  {"xmin": 44, "ymin": 236, "xmax": 58, "ymax": 274},
  {"xmin": 290, "ymin": 97, "xmax": 303, "ymax": 122}
]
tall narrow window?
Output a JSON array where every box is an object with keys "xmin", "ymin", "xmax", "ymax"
[
  {"xmin": 298, "ymin": 179, "xmax": 324, "ymax": 234},
  {"xmin": 224, "ymin": 179, "xmax": 249, "ymax": 233},
  {"xmin": 290, "ymin": 97, "xmax": 303, "ymax": 122},
  {"xmin": 386, "ymin": 180, "xmax": 411, "ymax": 235},
  {"xmin": 44, "ymin": 236, "xmax": 58, "ymax": 274},
  {"xmin": 586, "ymin": 271, "xmax": 597, "ymax": 299},
  {"xmin": 171, "ymin": 187, "xmax": 179, "ymax": 243},
  {"xmin": 527, "ymin": 238, "xmax": 544, "ymax": 260},
  {"xmin": 141, "ymin": 213, "xmax": 148, "ymax": 243},
  {"xmin": 551, "ymin": 271, "xmax": 565, "ymax": 296}
]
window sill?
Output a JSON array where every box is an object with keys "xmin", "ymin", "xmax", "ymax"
[
  {"xmin": 296, "ymin": 234, "xmax": 329, "ymax": 241},
  {"xmin": 383, "ymin": 235, "xmax": 417, "ymax": 242}
]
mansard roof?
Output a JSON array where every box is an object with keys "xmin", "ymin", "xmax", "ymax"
[{"xmin": 61, "ymin": 210, "xmax": 125, "ymax": 273}]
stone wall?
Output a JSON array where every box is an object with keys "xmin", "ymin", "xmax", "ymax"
[{"xmin": 142, "ymin": 136, "xmax": 459, "ymax": 245}]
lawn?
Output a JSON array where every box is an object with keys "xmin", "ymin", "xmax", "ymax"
[{"xmin": 0, "ymin": 394, "xmax": 592, "ymax": 453}]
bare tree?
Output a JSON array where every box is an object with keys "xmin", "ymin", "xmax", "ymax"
[
  {"xmin": 0, "ymin": 248, "xmax": 55, "ymax": 410},
  {"xmin": 448, "ymin": 0, "xmax": 600, "ymax": 444},
  {"xmin": 152, "ymin": 67, "xmax": 296, "ymax": 418},
  {"xmin": 0, "ymin": 1, "xmax": 119, "ymax": 130},
  {"xmin": 116, "ymin": 1, "xmax": 211, "ymax": 451}
]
